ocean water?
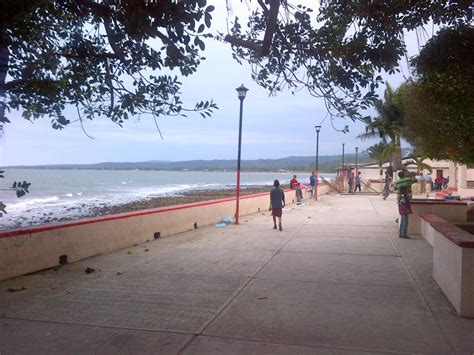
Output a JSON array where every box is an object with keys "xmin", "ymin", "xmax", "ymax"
[{"xmin": 0, "ymin": 169, "xmax": 335, "ymax": 230}]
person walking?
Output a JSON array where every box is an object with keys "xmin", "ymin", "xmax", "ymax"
[
  {"xmin": 269, "ymin": 180, "xmax": 285, "ymax": 231},
  {"xmin": 355, "ymin": 171, "xmax": 362, "ymax": 192},
  {"xmin": 309, "ymin": 171, "xmax": 317, "ymax": 199},
  {"xmin": 348, "ymin": 172, "xmax": 353, "ymax": 193},
  {"xmin": 382, "ymin": 171, "xmax": 392, "ymax": 200}
]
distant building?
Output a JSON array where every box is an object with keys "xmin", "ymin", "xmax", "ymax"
[{"xmin": 339, "ymin": 158, "xmax": 474, "ymax": 197}]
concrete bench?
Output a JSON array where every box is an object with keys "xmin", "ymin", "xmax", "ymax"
[
  {"xmin": 408, "ymin": 200, "xmax": 470, "ymax": 235},
  {"xmin": 421, "ymin": 214, "xmax": 474, "ymax": 318}
]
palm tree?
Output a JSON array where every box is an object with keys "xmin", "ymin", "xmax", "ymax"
[
  {"xmin": 366, "ymin": 142, "xmax": 396, "ymax": 177},
  {"xmin": 404, "ymin": 156, "xmax": 433, "ymax": 174},
  {"xmin": 357, "ymin": 84, "xmax": 404, "ymax": 170}
]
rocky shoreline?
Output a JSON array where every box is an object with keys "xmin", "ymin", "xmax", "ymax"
[
  {"xmin": 5, "ymin": 185, "xmax": 290, "ymax": 229},
  {"xmin": 90, "ymin": 185, "xmax": 287, "ymax": 216}
]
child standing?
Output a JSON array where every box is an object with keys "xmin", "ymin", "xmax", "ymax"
[
  {"xmin": 398, "ymin": 186, "xmax": 412, "ymax": 239},
  {"xmin": 395, "ymin": 171, "xmax": 416, "ymax": 239},
  {"xmin": 269, "ymin": 180, "xmax": 285, "ymax": 231}
]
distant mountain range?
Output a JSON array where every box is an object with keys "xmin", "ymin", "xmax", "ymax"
[
  {"xmin": 6, "ymin": 154, "xmax": 364, "ymax": 172},
  {"xmin": 7, "ymin": 149, "xmax": 413, "ymax": 172}
]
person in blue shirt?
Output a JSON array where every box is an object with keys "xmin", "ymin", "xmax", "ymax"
[{"xmin": 309, "ymin": 171, "xmax": 317, "ymax": 199}]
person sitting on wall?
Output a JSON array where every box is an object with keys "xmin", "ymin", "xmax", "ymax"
[
  {"xmin": 435, "ymin": 174, "xmax": 444, "ymax": 191},
  {"xmin": 443, "ymin": 176, "xmax": 449, "ymax": 189},
  {"xmin": 290, "ymin": 175, "xmax": 303, "ymax": 202}
]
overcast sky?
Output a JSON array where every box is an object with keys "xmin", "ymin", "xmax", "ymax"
[{"xmin": 0, "ymin": 1, "xmax": 426, "ymax": 166}]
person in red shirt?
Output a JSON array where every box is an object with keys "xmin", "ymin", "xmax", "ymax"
[{"xmin": 290, "ymin": 175, "xmax": 303, "ymax": 202}]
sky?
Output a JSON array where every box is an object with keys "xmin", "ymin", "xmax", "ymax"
[{"xmin": 0, "ymin": 1, "xmax": 427, "ymax": 166}]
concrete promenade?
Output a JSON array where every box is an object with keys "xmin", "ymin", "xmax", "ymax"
[{"xmin": 1, "ymin": 194, "xmax": 473, "ymax": 354}]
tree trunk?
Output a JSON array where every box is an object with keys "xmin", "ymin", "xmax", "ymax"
[
  {"xmin": 0, "ymin": 41, "xmax": 8, "ymax": 129},
  {"xmin": 391, "ymin": 136, "xmax": 403, "ymax": 171}
]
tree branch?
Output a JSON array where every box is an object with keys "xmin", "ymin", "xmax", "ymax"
[{"xmin": 260, "ymin": 0, "xmax": 280, "ymax": 57}]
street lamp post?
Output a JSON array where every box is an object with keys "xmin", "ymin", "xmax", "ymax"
[
  {"xmin": 315, "ymin": 125, "xmax": 321, "ymax": 201},
  {"xmin": 235, "ymin": 84, "xmax": 248, "ymax": 224}
]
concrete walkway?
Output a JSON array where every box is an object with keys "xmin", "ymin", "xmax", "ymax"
[{"xmin": 1, "ymin": 194, "xmax": 473, "ymax": 354}]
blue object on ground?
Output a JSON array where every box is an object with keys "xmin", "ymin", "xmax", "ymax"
[
  {"xmin": 221, "ymin": 216, "xmax": 233, "ymax": 224},
  {"xmin": 215, "ymin": 223, "xmax": 226, "ymax": 228}
]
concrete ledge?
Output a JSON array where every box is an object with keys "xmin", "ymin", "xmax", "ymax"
[
  {"xmin": 422, "ymin": 214, "xmax": 474, "ymax": 317},
  {"xmin": 408, "ymin": 200, "xmax": 469, "ymax": 235},
  {"xmin": 0, "ymin": 185, "xmax": 329, "ymax": 281},
  {"xmin": 420, "ymin": 214, "xmax": 446, "ymax": 247}
]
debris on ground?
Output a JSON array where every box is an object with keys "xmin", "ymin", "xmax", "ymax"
[
  {"xmin": 257, "ymin": 296, "xmax": 268, "ymax": 300},
  {"xmin": 144, "ymin": 248, "xmax": 149, "ymax": 252},
  {"xmin": 214, "ymin": 223, "xmax": 226, "ymax": 228},
  {"xmin": 7, "ymin": 287, "xmax": 27, "ymax": 293},
  {"xmin": 85, "ymin": 267, "xmax": 96, "ymax": 274},
  {"xmin": 221, "ymin": 216, "xmax": 233, "ymax": 224},
  {"xmin": 127, "ymin": 251, "xmax": 132, "ymax": 254},
  {"xmin": 116, "ymin": 272, "xmax": 124, "ymax": 275}
]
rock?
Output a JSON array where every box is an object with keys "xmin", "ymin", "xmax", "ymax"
[{"xmin": 85, "ymin": 267, "xmax": 95, "ymax": 274}]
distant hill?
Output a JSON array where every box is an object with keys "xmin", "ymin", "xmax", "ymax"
[{"xmin": 6, "ymin": 149, "xmax": 413, "ymax": 172}]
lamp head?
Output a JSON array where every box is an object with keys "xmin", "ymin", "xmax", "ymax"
[
  {"xmin": 314, "ymin": 125, "xmax": 321, "ymax": 133},
  {"xmin": 236, "ymin": 84, "xmax": 248, "ymax": 100},
  {"xmin": 355, "ymin": 147, "xmax": 359, "ymax": 152}
]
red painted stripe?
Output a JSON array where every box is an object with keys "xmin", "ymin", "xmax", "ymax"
[
  {"xmin": 430, "ymin": 222, "xmax": 474, "ymax": 248},
  {"xmin": 420, "ymin": 214, "xmax": 447, "ymax": 223},
  {"xmin": 0, "ymin": 190, "xmax": 291, "ymax": 239},
  {"xmin": 412, "ymin": 200, "xmax": 467, "ymax": 206},
  {"xmin": 0, "ymin": 187, "xmax": 326, "ymax": 239}
]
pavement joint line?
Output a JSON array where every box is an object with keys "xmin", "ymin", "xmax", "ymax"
[
  {"xmin": 177, "ymin": 334, "xmax": 198, "ymax": 355},
  {"xmin": 275, "ymin": 250, "xmax": 402, "ymax": 257},
  {"xmin": 369, "ymin": 198, "xmax": 457, "ymax": 354},
  {"xmin": 184, "ymin": 212, "xmax": 306, "ymax": 353},
  {"xmin": 82, "ymin": 270, "xmax": 249, "ymax": 282},
  {"xmin": 1, "ymin": 315, "xmax": 196, "ymax": 337},
  {"xmin": 192, "ymin": 333, "xmax": 411, "ymax": 355},
  {"xmin": 250, "ymin": 276, "xmax": 416, "ymax": 289}
]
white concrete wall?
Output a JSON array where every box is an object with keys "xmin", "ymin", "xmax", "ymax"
[
  {"xmin": 420, "ymin": 219, "xmax": 435, "ymax": 247},
  {"xmin": 0, "ymin": 185, "xmax": 333, "ymax": 281},
  {"xmin": 433, "ymin": 229, "xmax": 464, "ymax": 315},
  {"xmin": 461, "ymin": 248, "xmax": 474, "ymax": 317},
  {"xmin": 433, "ymin": 229, "xmax": 474, "ymax": 318}
]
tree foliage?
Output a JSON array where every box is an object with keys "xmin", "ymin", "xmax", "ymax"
[
  {"xmin": 357, "ymin": 84, "xmax": 404, "ymax": 170},
  {"xmin": 0, "ymin": 170, "xmax": 30, "ymax": 217},
  {"xmin": 0, "ymin": 0, "xmax": 218, "ymax": 129},
  {"xmin": 366, "ymin": 142, "xmax": 395, "ymax": 176},
  {"xmin": 223, "ymin": 0, "xmax": 470, "ymax": 120},
  {"xmin": 400, "ymin": 25, "xmax": 474, "ymax": 164},
  {"xmin": 403, "ymin": 156, "xmax": 432, "ymax": 174}
]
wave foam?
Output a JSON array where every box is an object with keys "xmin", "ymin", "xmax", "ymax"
[{"xmin": 6, "ymin": 196, "xmax": 61, "ymax": 212}]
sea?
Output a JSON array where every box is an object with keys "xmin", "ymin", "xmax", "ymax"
[{"xmin": 0, "ymin": 169, "xmax": 335, "ymax": 230}]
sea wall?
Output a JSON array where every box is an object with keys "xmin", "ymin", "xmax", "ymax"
[{"xmin": 0, "ymin": 184, "xmax": 330, "ymax": 281}]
